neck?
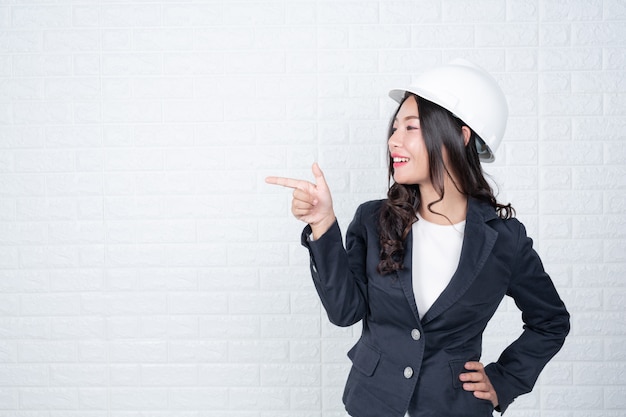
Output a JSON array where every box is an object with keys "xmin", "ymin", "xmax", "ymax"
[{"xmin": 417, "ymin": 178, "xmax": 468, "ymax": 225}]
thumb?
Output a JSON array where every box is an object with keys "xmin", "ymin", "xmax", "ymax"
[{"xmin": 311, "ymin": 162, "xmax": 328, "ymax": 188}]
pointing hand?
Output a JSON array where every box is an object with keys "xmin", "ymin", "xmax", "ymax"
[{"xmin": 265, "ymin": 163, "xmax": 336, "ymax": 239}]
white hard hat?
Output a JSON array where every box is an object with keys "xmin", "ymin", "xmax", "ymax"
[{"xmin": 389, "ymin": 58, "xmax": 508, "ymax": 162}]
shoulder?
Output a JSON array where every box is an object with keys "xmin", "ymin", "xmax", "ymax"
[
  {"xmin": 488, "ymin": 215, "xmax": 523, "ymax": 234},
  {"xmin": 357, "ymin": 199, "xmax": 385, "ymax": 213},
  {"xmin": 488, "ymin": 218, "xmax": 528, "ymax": 256},
  {"xmin": 346, "ymin": 199, "xmax": 385, "ymax": 232},
  {"xmin": 470, "ymin": 198, "xmax": 525, "ymax": 241},
  {"xmin": 354, "ymin": 199, "xmax": 385, "ymax": 221}
]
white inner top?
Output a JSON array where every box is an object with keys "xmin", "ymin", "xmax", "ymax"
[{"xmin": 411, "ymin": 213, "xmax": 466, "ymax": 320}]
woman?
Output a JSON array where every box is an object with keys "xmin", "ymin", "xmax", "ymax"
[{"xmin": 266, "ymin": 59, "xmax": 570, "ymax": 417}]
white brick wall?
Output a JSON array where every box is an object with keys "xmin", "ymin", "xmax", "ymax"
[{"xmin": 0, "ymin": 0, "xmax": 624, "ymax": 415}]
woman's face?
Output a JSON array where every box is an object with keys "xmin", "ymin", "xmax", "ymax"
[{"xmin": 388, "ymin": 95, "xmax": 430, "ymax": 186}]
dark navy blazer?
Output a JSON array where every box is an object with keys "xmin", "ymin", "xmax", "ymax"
[{"xmin": 301, "ymin": 198, "xmax": 570, "ymax": 417}]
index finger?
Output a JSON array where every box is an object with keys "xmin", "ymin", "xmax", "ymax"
[
  {"xmin": 464, "ymin": 362, "xmax": 484, "ymax": 371},
  {"xmin": 265, "ymin": 176, "xmax": 310, "ymax": 190}
]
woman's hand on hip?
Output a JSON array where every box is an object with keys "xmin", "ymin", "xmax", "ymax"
[
  {"xmin": 460, "ymin": 361, "xmax": 499, "ymax": 408},
  {"xmin": 265, "ymin": 163, "xmax": 336, "ymax": 239}
]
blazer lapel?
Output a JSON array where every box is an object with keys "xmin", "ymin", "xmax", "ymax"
[
  {"xmin": 421, "ymin": 199, "xmax": 499, "ymax": 325},
  {"xmin": 397, "ymin": 229, "xmax": 422, "ymax": 325}
]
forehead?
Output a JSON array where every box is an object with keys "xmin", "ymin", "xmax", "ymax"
[{"xmin": 394, "ymin": 95, "xmax": 420, "ymax": 120}]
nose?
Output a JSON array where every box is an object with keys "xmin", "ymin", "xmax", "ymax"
[{"xmin": 388, "ymin": 129, "xmax": 401, "ymax": 149}]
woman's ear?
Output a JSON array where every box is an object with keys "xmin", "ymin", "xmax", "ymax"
[{"xmin": 461, "ymin": 126, "xmax": 471, "ymax": 147}]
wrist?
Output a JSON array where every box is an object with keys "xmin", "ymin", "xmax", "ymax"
[{"xmin": 310, "ymin": 215, "xmax": 336, "ymax": 240}]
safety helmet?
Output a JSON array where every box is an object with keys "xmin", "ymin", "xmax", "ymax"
[{"xmin": 389, "ymin": 58, "xmax": 508, "ymax": 163}]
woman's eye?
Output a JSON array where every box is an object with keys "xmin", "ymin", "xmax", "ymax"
[{"xmin": 407, "ymin": 125, "xmax": 419, "ymax": 130}]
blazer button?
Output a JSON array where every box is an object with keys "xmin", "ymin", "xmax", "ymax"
[
  {"xmin": 411, "ymin": 329, "xmax": 421, "ymax": 341},
  {"xmin": 403, "ymin": 367, "xmax": 414, "ymax": 379}
]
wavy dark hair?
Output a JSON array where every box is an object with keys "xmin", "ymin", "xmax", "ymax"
[{"xmin": 377, "ymin": 94, "xmax": 514, "ymax": 275}]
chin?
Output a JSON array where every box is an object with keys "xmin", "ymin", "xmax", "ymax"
[
  {"xmin": 393, "ymin": 176, "xmax": 415, "ymax": 185},
  {"xmin": 393, "ymin": 174, "xmax": 425, "ymax": 187}
]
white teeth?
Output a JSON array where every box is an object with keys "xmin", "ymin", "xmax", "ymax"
[{"xmin": 393, "ymin": 157, "xmax": 409, "ymax": 163}]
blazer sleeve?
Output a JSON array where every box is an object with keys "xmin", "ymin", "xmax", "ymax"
[
  {"xmin": 300, "ymin": 203, "xmax": 369, "ymax": 327},
  {"xmin": 485, "ymin": 220, "xmax": 570, "ymax": 414}
]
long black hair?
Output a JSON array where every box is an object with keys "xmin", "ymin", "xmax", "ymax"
[{"xmin": 377, "ymin": 94, "xmax": 514, "ymax": 275}]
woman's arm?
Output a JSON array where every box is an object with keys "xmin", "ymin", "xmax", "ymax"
[
  {"xmin": 266, "ymin": 163, "xmax": 369, "ymax": 327},
  {"xmin": 484, "ymin": 221, "xmax": 571, "ymax": 413},
  {"xmin": 301, "ymin": 203, "xmax": 369, "ymax": 327}
]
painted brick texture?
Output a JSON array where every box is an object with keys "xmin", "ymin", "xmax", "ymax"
[{"xmin": 0, "ymin": 0, "xmax": 624, "ymax": 416}]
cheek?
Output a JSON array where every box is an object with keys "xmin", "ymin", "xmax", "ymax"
[{"xmin": 408, "ymin": 138, "xmax": 427, "ymax": 160}]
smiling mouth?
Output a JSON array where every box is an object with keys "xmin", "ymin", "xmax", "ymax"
[{"xmin": 393, "ymin": 157, "xmax": 410, "ymax": 163}]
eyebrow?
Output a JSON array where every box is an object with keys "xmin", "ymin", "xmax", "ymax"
[{"xmin": 394, "ymin": 115, "xmax": 420, "ymax": 121}]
